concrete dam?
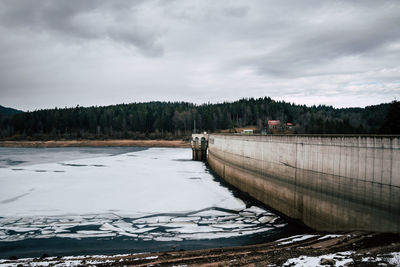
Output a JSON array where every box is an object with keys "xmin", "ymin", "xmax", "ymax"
[{"xmin": 204, "ymin": 134, "xmax": 400, "ymax": 233}]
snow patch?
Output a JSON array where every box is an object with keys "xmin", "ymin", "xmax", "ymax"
[
  {"xmin": 277, "ymin": 234, "xmax": 318, "ymax": 245},
  {"xmin": 283, "ymin": 251, "xmax": 354, "ymax": 267}
]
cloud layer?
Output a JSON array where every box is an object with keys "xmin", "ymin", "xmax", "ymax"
[{"xmin": 0, "ymin": 0, "xmax": 399, "ymax": 110}]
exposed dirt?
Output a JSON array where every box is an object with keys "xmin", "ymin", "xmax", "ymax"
[
  {"xmin": 3, "ymin": 232, "xmax": 398, "ymax": 266},
  {"xmin": 112, "ymin": 232, "xmax": 400, "ymax": 266},
  {"xmin": 0, "ymin": 139, "xmax": 190, "ymax": 148}
]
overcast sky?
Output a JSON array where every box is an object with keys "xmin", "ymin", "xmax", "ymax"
[{"xmin": 0, "ymin": 0, "xmax": 399, "ymax": 111}]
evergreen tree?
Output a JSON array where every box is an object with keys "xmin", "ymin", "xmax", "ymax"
[
  {"xmin": 0, "ymin": 98, "xmax": 392, "ymax": 140},
  {"xmin": 380, "ymin": 101, "xmax": 400, "ymax": 134}
]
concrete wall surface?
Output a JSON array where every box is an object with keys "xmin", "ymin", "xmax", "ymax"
[{"xmin": 208, "ymin": 134, "xmax": 400, "ymax": 232}]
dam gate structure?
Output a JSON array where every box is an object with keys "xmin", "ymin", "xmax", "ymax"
[
  {"xmin": 191, "ymin": 133, "xmax": 208, "ymax": 161},
  {"xmin": 207, "ymin": 134, "xmax": 400, "ymax": 233}
]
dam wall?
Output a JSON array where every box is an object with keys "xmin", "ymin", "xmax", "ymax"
[{"xmin": 207, "ymin": 134, "xmax": 400, "ymax": 232}]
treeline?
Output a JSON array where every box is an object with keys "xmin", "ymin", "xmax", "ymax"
[{"xmin": 0, "ymin": 97, "xmax": 398, "ymax": 140}]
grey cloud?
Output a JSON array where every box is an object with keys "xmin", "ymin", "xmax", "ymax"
[
  {"xmin": 223, "ymin": 6, "xmax": 249, "ymax": 17},
  {"xmin": 301, "ymin": 9, "xmax": 400, "ymax": 57},
  {"xmin": 0, "ymin": 0, "xmax": 399, "ymax": 110},
  {"xmin": 230, "ymin": 1, "xmax": 400, "ymax": 78},
  {"xmin": 0, "ymin": 0, "xmax": 164, "ymax": 57},
  {"xmin": 0, "ymin": 0, "xmax": 98, "ymax": 30}
]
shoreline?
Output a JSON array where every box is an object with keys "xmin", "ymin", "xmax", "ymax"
[
  {"xmin": 1, "ymin": 232, "xmax": 398, "ymax": 266},
  {"xmin": 0, "ymin": 139, "xmax": 190, "ymax": 148}
]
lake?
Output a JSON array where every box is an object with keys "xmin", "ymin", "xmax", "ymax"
[{"xmin": 0, "ymin": 147, "xmax": 296, "ymax": 258}]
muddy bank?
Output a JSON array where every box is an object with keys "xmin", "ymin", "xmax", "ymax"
[
  {"xmin": 2, "ymin": 232, "xmax": 399, "ymax": 266},
  {"xmin": 0, "ymin": 139, "xmax": 190, "ymax": 148}
]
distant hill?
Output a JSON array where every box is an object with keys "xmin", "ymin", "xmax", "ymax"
[
  {"xmin": 0, "ymin": 97, "xmax": 397, "ymax": 140},
  {"xmin": 0, "ymin": 105, "xmax": 23, "ymax": 116}
]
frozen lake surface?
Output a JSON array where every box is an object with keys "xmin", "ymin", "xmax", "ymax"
[{"xmin": 0, "ymin": 147, "xmax": 291, "ymax": 258}]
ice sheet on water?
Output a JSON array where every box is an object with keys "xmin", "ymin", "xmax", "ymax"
[
  {"xmin": 119, "ymin": 232, "xmax": 138, "ymax": 238},
  {"xmin": 258, "ymin": 216, "xmax": 276, "ymax": 223},
  {"xmin": 215, "ymin": 215, "xmax": 240, "ymax": 222},
  {"xmin": 190, "ymin": 209, "xmax": 238, "ymax": 217},
  {"xmin": 56, "ymin": 232, "xmax": 117, "ymax": 239},
  {"xmin": 0, "ymin": 148, "xmax": 283, "ymax": 242},
  {"xmin": 167, "ymin": 224, "xmax": 218, "ymax": 234},
  {"xmin": 76, "ymin": 230, "xmax": 112, "ymax": 235},
  {"xmin": 0, "ymin": 147, "xmax": 143, "ymax": 168},
  {"xmin": 242, "ymin": 218, "xmax": 257, "ymax": 224},
  {"xmin": 0, "ymin": 149, "xmax": 243, "ymax": 216},
  {"xmin": 153, "ymin": 236, "xmax": 183, "ymax": 242},
  {"xmin": 112, "ymin": 221, "xmax": 138, "ymax": 233},
  {"xmin": 243, "ymin": 206, "xmax": 268, "ymax": 215},
  {"xmin": 170, "ymin": 216, "xmax": 201, "ymax": 222},
  {"xmin": 100, "ymin": 223, "xmax": 122, "ymax": 232},
  {"xmin": 0, "ymin": 211, "xmax": 285, "ymax": 242},
  {"xmin": 131, "ymin": 216, "xmax": 173, "ymax": 224},
  {"xmin": 131, "ymin": 227, "xmax": 158, "ymax": 234},
  {"xmin": 0, "ymin": 226, "xmax": 40, "ymax": 232},
  {"xmin": 179, "ymin": 231, "xmax": 243, "ymax": 240},
  {"xmin": 211, "ymin": 223, "xmax": 249, "ymax": 229},
  {"xmin": 239, "ymin": 211, "xmax": 255, "ymax": 217}
]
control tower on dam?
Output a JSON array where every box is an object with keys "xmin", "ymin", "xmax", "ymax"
[{"xmin": 207, "ymin": 134, "xmax": 400, "ymax": 233}]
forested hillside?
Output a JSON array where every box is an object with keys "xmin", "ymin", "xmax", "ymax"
[
  {"xmin": 0, "ymin": 105, "xmax": 22, "ymax": 117},
  {"xmin": 0, "ymin": 97, "xmax": 396, "ymax": 140}
]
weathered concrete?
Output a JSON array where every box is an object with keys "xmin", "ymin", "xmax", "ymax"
[
  {"xmin": 208, "ymin": 134, "xmax": 400, "ymax": 233},
  {"xmin": 191, "ymin": 133, "xmax": 208, "ymax": 161}
]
